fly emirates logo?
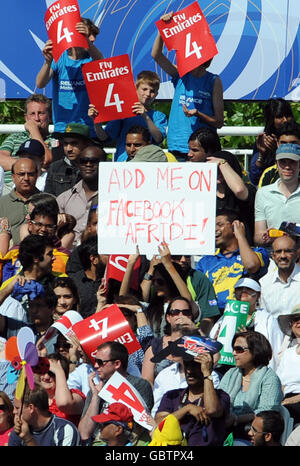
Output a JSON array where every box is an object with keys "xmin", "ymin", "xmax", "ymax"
[
  {"xmin": 161, "ymin": 12, "xmax": 202, "ymax": 38},
  {"xmin": 85, "ymin": 61, "xmax": 129, "ymax": 82}
]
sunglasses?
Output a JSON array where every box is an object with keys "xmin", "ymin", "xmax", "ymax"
[
  {"xmin": 167, "ymin": 308, "xmax": 192, "ymax": 317},
  {"xmin": 55, "ymin": 341, "xmax": 71, "ymax": 350},
  {"xmin": 0, "ymin": 404, "xmax": 8, "ymax": 412},
  {"xmin": 48, "ymin": 370, "xmax": 56, "ymax": 378},
  {"xmin": 232, "ymin": 345, "xmax": 249, "ymax": 354},
  {"xmin": 94, "ymin": 358, "xmax": 116, "ymax": 367},
  {"xmin": 79, "ymin": 157, "xmax": 100, "ymax": 165}
]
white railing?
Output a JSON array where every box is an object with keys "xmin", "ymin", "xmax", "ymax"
[{"xmin": 0, "ymin": 124, "xmax": 262, "ymax": 170}]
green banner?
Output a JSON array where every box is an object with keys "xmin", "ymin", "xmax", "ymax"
[{"xmin": 217, "ymin": 300, "xmax": 249, "ymax": 366}]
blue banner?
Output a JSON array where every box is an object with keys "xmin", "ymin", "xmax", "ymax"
[{"xmin": 1, "ymin": 0, "xmax": 299, "ymax": 100}]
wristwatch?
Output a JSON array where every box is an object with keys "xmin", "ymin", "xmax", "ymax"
[
  {"xmin": 203, "ymin": 375, "xmax": 213, "ymax": 381},
  {"xmin": 143, "ymin": 272, "xmax": 153, "ymax": 281}
]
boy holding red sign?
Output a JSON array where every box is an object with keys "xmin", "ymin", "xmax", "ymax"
[
  {"xmin": 36, "ymin": 18, "xmax": 103, "ymax": 138},
  {"xmin": 152, "ymin": 11, "xmax": 224, "ymax": 162},
  {"xmin": 88, "ymin": 70, "xmax": 167, "ymax": 161}
]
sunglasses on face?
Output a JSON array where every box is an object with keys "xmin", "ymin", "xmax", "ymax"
[
  {"xmin": 55, "ymin": 341, "xmax": 71, "ymax": 350},
  {"xmin": 94, "ymin": 358, "xmax": 116, "ymax": 367},
  {"xmin": 232, "ymin": 345, "xmax": 249, "ymax": 354},
  {"xmin": 167, "ymin": 308, "xmax": 192, "ymax": 317},
  {"xmin": 0, "ymin": 404, "xmax": 8, "ymax": 412},
  {"xmin": 79, "ymin": 157, "xmax": 100, "ymax": 165}
]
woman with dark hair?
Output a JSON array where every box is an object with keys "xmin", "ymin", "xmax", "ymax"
[
  {"xmin": 207, "ymin": 150, "xmax": 257, "ymax": 244},
  {"xmin": 0, "ymin": 391, "xmax": 14, "ymax": 446},
  {"xmin": 52, "ymin": 275, "xmax": 80, "ymax": 320},
  {"xmin": 250, "ymin": 98, "xmax": 294, "ymax": 186},
  {"xmin": 142, "ymin": 296, "xmax": 197, "ymax": 385},
  {"xmin": 219, "ymin": 330, "xmax": 283, "ymax": 445}
]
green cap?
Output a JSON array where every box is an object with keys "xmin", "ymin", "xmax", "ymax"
[{"xmin": 52, "ymin": 123, "xmax": 93, "ymax": 142}]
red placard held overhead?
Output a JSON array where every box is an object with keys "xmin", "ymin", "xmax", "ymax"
[
  {"xmin": 82, "ymin": 54, "xmax": 139, "ymax": 123},
  {"xmin": 105, "ymin": 255, "xmax": 141, "ymax": 291},
  {"xmin": 44, "ymin": 0, "xmax": 88, "ymax": 62},
  {"xmin": 72, "ymin": 304, "xmax": 141, "ymax": 362},
  {"xmin": 155, "ymin": 1, "xmax": 218, "ymax": 77}
]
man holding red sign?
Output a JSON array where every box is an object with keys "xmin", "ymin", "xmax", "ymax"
[
  {"xmin": 78, "ymin": 341, "xmax": 153, "ymax": 445},
  {"xmin": 152, "ymin": 4, "xmax": 224, "ymax": 161},
  {"xmin": 36, "ymin": 3, "xmax": 104, "ymax": 138}
]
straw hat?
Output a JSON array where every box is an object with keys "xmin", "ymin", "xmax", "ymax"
[{"xmin": 278, "ymin": 304, "xmax": 300, "ymax": 336}]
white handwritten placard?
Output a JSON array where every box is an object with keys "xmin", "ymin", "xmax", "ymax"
[{"xmin": 98, "ymin": 162, "xmax": 217, "ymax": 258}]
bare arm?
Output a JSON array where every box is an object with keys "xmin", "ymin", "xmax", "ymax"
[
  {"xmin": 88, "ymin": 104, "xmax": 109, "ymax": 142},
  {"xmin": 36, "ymin": 40, "xmax": 54, "ymax": 88},
  {"xmin": 140, "ymin": 255, "xmax": 161, "ymax": 302},
  {"xmin": 151, "ymin": 13, "xmax": 178, "ymax": 78},
  {"xmin": 50, "ymin": 359, "xmax": 85, "ymax": 415},
  {"xmin": 141, "ymin": 345, "xmax": 155, "ymax": 386},
  {"xmin": 233, "ymin": 221, "xmax": 262, "ymax": 274},
  {"xmin": 207, "ymin": 156, "xmax": 249, "ymax": 201},
  {"xmin": 119, "ymin": 246, "xmax": 140, "ymax": 296},
  {"xmin": 254, "ymin": 220, "xmax": 270, "ymax": 246},
  {"xmin": 78, "ymin": 373, "xmax": 103, "ymax": 441}
]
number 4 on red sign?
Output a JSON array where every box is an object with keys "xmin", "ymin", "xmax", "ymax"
[
  {"xmin": 57, "ymin": 20, "xmax": 74, "ymax": 44},
  {"xmin": 105, "ymin": 83, "xmax": 124, "ymax": 113},
  {"xmin": 107, "ymin": 382, "xmax": 145, "ymax": 413},
  {"xmin": 185, "ymin": 32, "xmax": 202, "ymax": 59}
]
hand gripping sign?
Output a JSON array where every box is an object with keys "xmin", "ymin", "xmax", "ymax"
[
  {"xmin": 156, "ymin": 1, "xmax": 218, "ymax": 77},
  {"xmin": 71, "ymin": 304, "xmax": 141, "ymax": 362},
  {"xmin": 44, "ymin": 0, "xmax": 88, "ymax": 62},
  {"xmin": 99, "ymin": 371, "xmax": 152, "ymax": 431},
  {"xmin": 82, "ymin": 54, "xmax": 139, "ymax": 123},
  {"xmin": 217, "ymin": 300, "xmax": 249, "ymax": 366}
]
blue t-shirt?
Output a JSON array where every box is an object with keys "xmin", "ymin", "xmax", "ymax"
[
  {"xmin": 104, "ymin": 110, "xmax": 168, "ymax": 161},
  {"xmin": 196, "ymin": 247, "xmax": 269, "ymax": 310},
  {"xmin": 51, "ymin": 51, "xmax": 95, "ymax": 136},
  {"xmin": 167, "ymin": 71, "xmax": 217, "ymax": 154}
]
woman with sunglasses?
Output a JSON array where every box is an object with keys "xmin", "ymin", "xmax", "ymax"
[
  {"xmin": 219, "ymin": 330, "xmax": 283, "ymax": 445},
  {"xmin": 210, "ymin": 277, "xmax": 283, "ymax": 369},
  {"xmin": 142, "ymin": 296, "xmax": 197, "ymax": 386},
  {"xmin": 0, "ymin": 391, "xmax": 14, "ymax": 446}
]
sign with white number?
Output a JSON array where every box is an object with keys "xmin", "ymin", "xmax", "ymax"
[
  {"xmin": 44, "ymin": 0, "xmax": 88, "ymax": 62},
  {"xmin": 82, "ymin": 54, "xmax": 139, "ymax": 123},
  {"xmin": 217, "ymin": 300, "xmax": 249, "ymax": 366},
  {"xmin": 155, "ymin": 1, "xmax": 218, "ymax": 77},
  {"xmin": 99, "ymin": 371, "xmax": 152, "ymax": 430},
  {"xmin": 72, "ymin": 304, "xmax": 141, "ymax": 362},
  {"xmin": 98, "ymin": 162, "xmax": 217, "ymax": 258}
]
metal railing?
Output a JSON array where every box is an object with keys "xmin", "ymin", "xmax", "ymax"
[{"xmin": 0, "ymin": 124, "xmax": 262, "ymax": 170}]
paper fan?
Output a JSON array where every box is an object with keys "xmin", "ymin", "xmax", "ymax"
[{"xmin": 5, "ymin": 327, "xmax": 39, "ymax": 399}]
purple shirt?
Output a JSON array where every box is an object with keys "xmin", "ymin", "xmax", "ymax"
[{"xmin": 157, "ymin": 387, "xmax": 230, "ymax": 446}]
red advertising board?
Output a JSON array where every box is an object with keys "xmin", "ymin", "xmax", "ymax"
[
  {"xmin": 72, "ymin": 304, "xmax": 141, "ymax": 362},
  {"xmin": 44, "ymin": 0, "xmax": 88, "ymax": 62},
  {"xmin": 82, "ymin": 54, "xmax": 139, "ymax": 123},
  {"xmin": 155, "ymin": 1, "xmax": 218, "ymax": 76}
]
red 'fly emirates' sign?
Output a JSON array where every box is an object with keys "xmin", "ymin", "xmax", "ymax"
[
  {"xmin": 72, "ymin": 304, "xmax": 141, "ymax": 362},
  {"xmin": 44, "ymin": 0, "xmax": 88, "ymax": 62},
  {"xmin": 155, "ymin": 1, "xmax": 218, "ymax": 77},
  {"xmin": 82, "ymin": 54, "xmax": 139, "ymax": 123}
]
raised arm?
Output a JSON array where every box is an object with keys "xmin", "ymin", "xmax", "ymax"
[
  {"xmin": 151, "ymin": 13, "xmax": 178, "ymax": 78},
  {"xmin": 233, "ymin": 220, "xmax": 262, "ymax": 273},
  {"xmin": 36, "ymin": 40, "xmax": 54, "ymax": 89}
]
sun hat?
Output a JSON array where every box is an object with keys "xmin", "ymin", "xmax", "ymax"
[
  {"xmin": 278, "ymin": 304, "xmax": 300, "ymax": 336},
  {"xmin": 275, "ymin": 143, "xmax": 300, "ymax": 162},
  {"xmin": 234, "ymin": 277, "xmax": 261, "ymax": 293},
  {"xmin": 92, "ymin": 403, "xmax": 133, "ymax": 430},
  {"xmin": 128, "ymin": 144, "xmax": 167, "ymax": 162}
]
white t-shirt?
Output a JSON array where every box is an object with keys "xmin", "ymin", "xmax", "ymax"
[{"xmin": 277, "ymin": 345, "xmax": 300, "ymax": 395}]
